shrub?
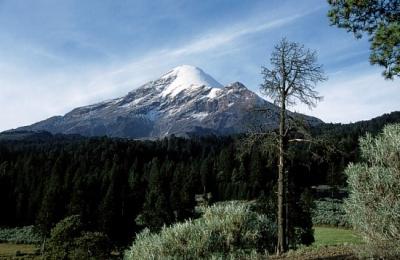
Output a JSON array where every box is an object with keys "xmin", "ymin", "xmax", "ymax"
[
  {"xmin": 312, "ymin": 198, "xmax": 350, "ymax": 227},
  {"xmin": 44, "ymin": 215, "xmax": 112, "ymax": 260},
  {"xmin": 0, "ymin": 225, "xmax": 41, "ymax": 244},
  {"xmin": 71, "ymin": 232, "xmax": 112, "ymax": 259},
  {"xmin": 125, "ymin": 201, "xmax": 276, "ymax": 259},
  {"xmin": 345, "ymin": 123, "xmax": 400, "ymax": 258},
  {"xmin": 255, "ymin": 191, "xmax": 315, "ymax": 249}
]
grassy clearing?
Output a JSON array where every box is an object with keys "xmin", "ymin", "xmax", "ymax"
[
  {"xmin": 0, "ymin": 243, "xmax": 38, "ymax": 259},
  {"xmin": 313, "ymin": 226, "xmax": 362, "ymax": 247},
  {"xmin": 271, "ymin": 227, "xmax": 362, "ymax": 259}
]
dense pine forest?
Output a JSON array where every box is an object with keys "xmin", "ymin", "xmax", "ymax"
[{"xmin": 0, "ymin": 111, "xmax": 399, "ymax": 250}]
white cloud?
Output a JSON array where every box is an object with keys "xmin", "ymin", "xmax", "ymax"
[
  {"xmin": 3, "ymin": 2, "xmax": 397, "ymax": 132},
  {"xmin": 85, "ymin": 8, "xmax": 318, "ymax": 97},
  {"xmin": 169, "ymin": 11, "xmax": 315, "ymax": 57},
  {"xmin": 293, "ymin": 68, "xmax": 400, "ymax": 123},
  {"xmin": 0, "ymin": 8, "xmax": 315, "ymax": 131}
]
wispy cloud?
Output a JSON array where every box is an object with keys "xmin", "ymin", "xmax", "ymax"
[
  {"xmin": 1, "ymin": 1, "xmax": 397, "ymax": 132},
  {"xmin": 84, "ymin": 8, "xmax": 321, "ymax": 99},
  {"xmin": 293, "ymin": 66, "xmax": 400, "ymax": 123},
  {"xmin": 0, "ymin": 5, "xmax": 315, "ymax": 131},
  {"xmin": 169, "ymin": 10, "xmax": 316, "ymax": 57}
]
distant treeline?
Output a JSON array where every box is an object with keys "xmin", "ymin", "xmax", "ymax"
[{"xmin": 0, "ymin": 111, "xmax": 398, "ymax": 246}]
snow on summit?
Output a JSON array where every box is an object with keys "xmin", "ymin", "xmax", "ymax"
[
  {"xmin": 17, "ymin": 64, "xmax": 322, "ymax": 139},
  {"xmin": 161, "ymin": 65, "xmax": 223, "ymax": 97}
]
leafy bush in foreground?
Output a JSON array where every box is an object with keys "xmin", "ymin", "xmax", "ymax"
[
  {"xmin": 125, "ymin": 201, "xmax": 276, "ymax": 259},
  {"xmin": 312, "ymin": 198, "xmax": 350, "ymax": 227},
  {"xmin": 44, "ymin": 215, "xmax": 112, "ymax": 260},
  {"xmin": 0, "ymin": 225, "xmax": 41, "ymax": 244},
  {"xmin": 345, "ymin": 124, "xmax": 400, "ymax": 258}
]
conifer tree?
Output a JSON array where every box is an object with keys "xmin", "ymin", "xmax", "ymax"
[
  {"xmin": 260, "ymin": 38, "xmax": 326, "ymax": 254},
  {"xmin": 138, "ymin": 158, "xmax": 173, "ymax": 230},
  {"xmin": 328, "ymin": 0, "xmax": 400, "ymax": 79}
]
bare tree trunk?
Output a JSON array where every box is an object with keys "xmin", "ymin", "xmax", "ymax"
[
  {"xmin": 261, "ymin": 38, "xmax": 325, "ymax": 255},
  {"xmin": 40, "ymin": 237, "xmax": 46, "ymax": 256},
  {"xmin": 276, "ymin": 95, "xmax": 287, "ymax": 254},
  {"xmin": 285, "ymin": 168, "xmax": 289, "ymax": 248}
]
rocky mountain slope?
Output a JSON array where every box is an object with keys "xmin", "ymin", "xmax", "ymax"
[{"xmin": 16, "ymin": 65, "xmax": 322, "ymax": 138}]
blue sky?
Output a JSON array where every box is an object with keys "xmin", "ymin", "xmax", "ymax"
[{"xmin": 0, "ymin": 0, "xmax": 398, "ymax": 131}]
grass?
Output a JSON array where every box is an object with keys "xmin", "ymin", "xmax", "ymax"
[
  {"xmin": 271, "ymin": 227, "xmax": 363, "ymax": 259},
  {"xmin": 0, "ymin": 243, "xmax": 39, "ymax": 259},
  {"xmin": 0, "ymin": 227, "xmax": 362, "ymax": 260},
  {"xmin": 313, "ymin": 226, "xmax": 362, "ymax": 247}
]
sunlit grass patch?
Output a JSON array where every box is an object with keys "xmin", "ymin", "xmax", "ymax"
[
  {"xmin": 0, "ymin": 243, "xmax": 38, "ymax": 258},
  {"xmin": 313, "ymin": 227, "xmax": 362, "ymax": 247}
]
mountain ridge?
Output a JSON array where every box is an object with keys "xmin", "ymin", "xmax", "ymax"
[{"xmin": 14, "ymin": 65, "xmax": 322, "ymax": 139}]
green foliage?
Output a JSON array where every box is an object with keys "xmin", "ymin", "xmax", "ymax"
[
  {"xmin": 312, "ymin": 198, "xmax": 349, "ymax": 227},
  {"xmin": 1, "ymin": 113, "xmax": 400, "ymax": 246},
  {"xmin": 328, "ymin": 0, "xmax": 400, "ymax": 78},
  {"xmin": 71, "ymin": 232, "xmax": 113, "ymax": 260},
  {"xmin": 370, "ymin": 21, "xmax": 400, "ymax": 78},
  {"xmin": 0, "ymin": 226, "xmax": 41, "ymax": 244},
  {"xmin": 345, "ymin": 123, "xmax": 400, "ymax": 258},
  {"xmin": 136, "ymin": 158, "xmax": 175, "ymax": 230},
  {"xmin": 289, "ymin": 190, "xmax": 315, "ymax": 247},
  {"xmin": 44, "ymin": 215, "xmax": 112, "ymax": 260},
  {"xmin": 125, "ymin": 201, "xmax": 276, "ymax": 259}
]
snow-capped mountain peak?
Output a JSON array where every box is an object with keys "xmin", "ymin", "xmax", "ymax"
[
  {"xmin": 16, "ymin": 65, "xmax": 322, "ymax": 139},
  {"xmin": 160, "ymin": 65, "xmax": 223, "ymax": 97}
]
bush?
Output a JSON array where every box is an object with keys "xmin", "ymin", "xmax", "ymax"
[
  {"xmin": 345, "ymin": 124, "xmax": 400, "ymax": 258},
  {"xmin": 125, "ymin": 201, "xmax": 276, "ymax": 259},
  {"xmin": 311, "ymin": 198, "xmax": 350, "ymax": 227},
  {"xmin": 0, "ymin": 225, "xmax": 41, "ymax": 244},
  {"xmin": 44, "ymin": 215, "xmax": 112, "ymax": 260}
]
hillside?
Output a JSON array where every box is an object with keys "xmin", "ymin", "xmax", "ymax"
[{"xmin": 14, "ymin": 65, "xmax": 321, "ymax": 139}]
